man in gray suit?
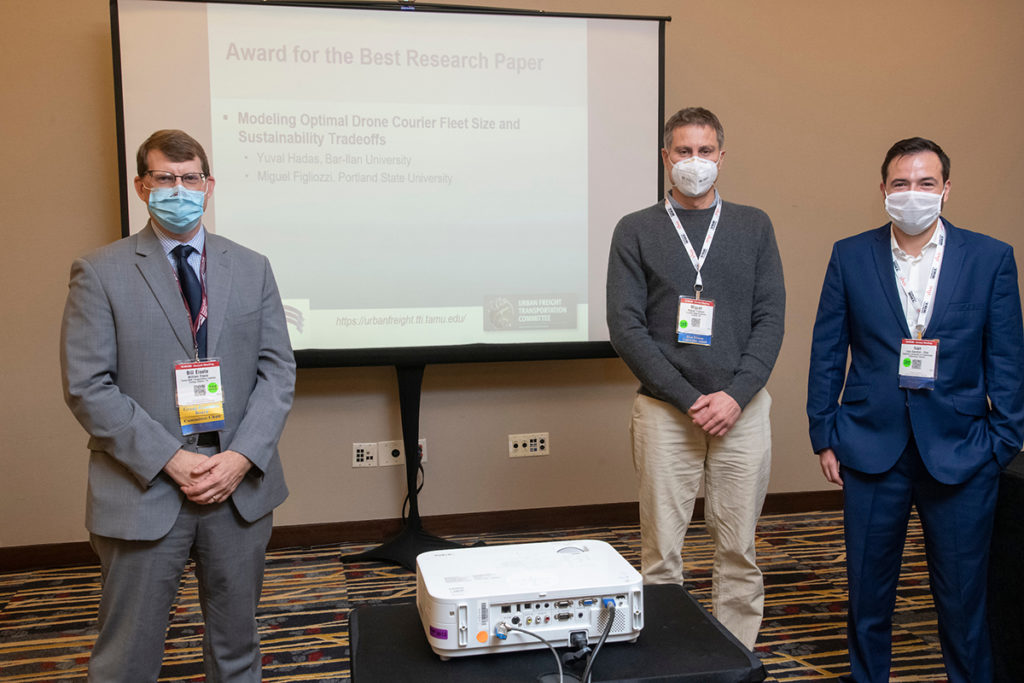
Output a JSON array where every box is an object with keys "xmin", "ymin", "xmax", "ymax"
[{"xmin": 60, "ymin": 129, "xmax": 295, "ymax": 682}]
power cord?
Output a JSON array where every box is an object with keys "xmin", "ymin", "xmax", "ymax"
[
  {"xmin": 580, "ymin": 599, "xmax": 617, "ymax": 683},
  {"xmin": 561, "ymin": 630, "xmax": 590, "ymax": 668},
  {"xmin": 495, "ymin": 621, "xmax": 564, "ymax": 683},
  {"xmin": 493, "ymin": 598, "xmax": 619, "ymax": 683}
]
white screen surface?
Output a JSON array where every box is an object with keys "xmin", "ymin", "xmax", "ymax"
[{"xmin": 114, "ymin": 0, "xmax": 663, "ymax": 363}]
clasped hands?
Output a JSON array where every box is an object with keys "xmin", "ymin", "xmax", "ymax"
[
  {"xmin": 164, "ymin": 449, "xmax": 252, "ymax": 505},
  {"xmin": 687, "ymin": 391, "xmax": 741, "ymax": 437}
]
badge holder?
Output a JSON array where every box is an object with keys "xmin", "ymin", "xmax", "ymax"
[
  {"xmin": 174, "ymin": 359, "xmax": 226, "ymax": 434},
  {"xmin": 898, "ymin": 339, "xmax": 938, "ymax": 390},
  {"xmin": 677, "ymin": 293, "xmax": 714, "ymax": 346}
]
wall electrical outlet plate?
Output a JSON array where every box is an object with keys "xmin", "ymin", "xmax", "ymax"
[
  {"xmin": 379, "ymin": 440, "xmax": 406, "ymax": 467},
  {"xmin": 508, "ymin": 432, "xmax": 550, "ymax": 458},
  {"xmin": 379, "ymin": 438, "xmax": 428, "ymax": 465},
  {"xmin": 352, "ymin": 442, "xmax": 378, "ymax": 468}
]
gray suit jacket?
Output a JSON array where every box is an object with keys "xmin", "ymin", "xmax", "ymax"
[{"xmin": 61, "ymin": 224, "xmax": 295, "ymax": 540}]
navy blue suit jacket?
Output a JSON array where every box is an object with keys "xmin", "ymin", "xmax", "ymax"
[{"xmin": 807, "ymin": 220, "xmax": 1024, "ymax": 485}]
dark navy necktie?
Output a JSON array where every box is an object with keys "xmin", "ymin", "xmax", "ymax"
[{"xmin": 172, "ymin": 244, "xmax": 207, "ymax": 358}]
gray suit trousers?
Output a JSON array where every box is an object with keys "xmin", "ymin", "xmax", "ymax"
[{"xmin": 88, "ymin": 496, "xmax": 273, "ymax": 683}]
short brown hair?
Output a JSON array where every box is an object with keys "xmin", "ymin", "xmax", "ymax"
[
  {"xmin": 136, "ymin": 129, "xmax": 211, "ymax": 177},
  {"xmin": 663, "ymin": 107, "xmax": 724, "ymax": 150},
  {"xmin": 881, "ymin": 137, "xmax": 949, "ymax": 184}
]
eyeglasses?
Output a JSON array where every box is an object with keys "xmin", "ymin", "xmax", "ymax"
[{"xmin": 143, "ymin": 170, "xmax": 207, "ymax": 190}]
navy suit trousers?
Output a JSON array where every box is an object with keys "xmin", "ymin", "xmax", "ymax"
[{"xmin": 842, "ymin": 437, "xmax": 1000, "ymax": 683}]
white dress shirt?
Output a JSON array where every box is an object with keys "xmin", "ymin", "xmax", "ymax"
[{"xmin": 891, "ymin": 219, "xmax": 946, "ymax": 335}]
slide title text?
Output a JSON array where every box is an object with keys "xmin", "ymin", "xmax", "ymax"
[{"xmin": 225, "ymin": 43, "xmax": 545, "ymax": 75}]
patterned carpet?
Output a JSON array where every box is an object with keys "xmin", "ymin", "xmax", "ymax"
[{"xmin": 0, "ymin": 510, "xmax": 946, "ymax": 681}]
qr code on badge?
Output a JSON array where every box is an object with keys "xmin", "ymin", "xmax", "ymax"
[
  {"xmin": 691, "ymin": 317, "xmax": 703, "ymax": 329},
  {"xmin": 911, "ymin": 359, "xmax": 922, "ymax": 370},
  {"xmin": 193, "ymin": 385, "xmax": 207, "ymax": 396}
]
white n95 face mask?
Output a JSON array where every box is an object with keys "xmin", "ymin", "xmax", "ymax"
[
  {"xmin": 671, "ymin": 156, "xmax": 719, "ymax": 198},
  {"xmin": 885, "ymin": 190, "xmax": 943, "ymax": 236}
]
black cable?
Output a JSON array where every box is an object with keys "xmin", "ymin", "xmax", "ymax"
[
  {"xmin": 580, "ymin": 602, "xmax": 616, "ymax": 683},
  {"xmin": 400, "ymin": 461, "xmax": 425, "ymax": 522},
  {"xmin": 499, "ymin": 623, "xmax": 563, "ymax": 683}
]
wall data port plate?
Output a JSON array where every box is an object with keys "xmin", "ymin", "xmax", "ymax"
[
  {"xmin": 352, "ymin": 442, "xmax": 378, "ymax": 468},
  {"xmin": 508, "ymin": 432, "xmax": 550, "ymax": 457},
  {"xmin": 416, "ymin": 539, "xmax": 643, "ymax": 659}
]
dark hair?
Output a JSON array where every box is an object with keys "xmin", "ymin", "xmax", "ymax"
[
  {"xmin": 136, "ymin": 129, "xmax": 211, "ymax": 177},
  {"xmin": 881, "ymin": 137, "xmax": 949, "ymax": 184},
  {"xmin": 663, "ymin": 107, "xmax": 724, "ymax": 150}
]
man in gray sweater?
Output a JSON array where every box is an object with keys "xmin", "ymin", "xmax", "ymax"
[{"xmin": 607, "ymin": 107, "xmax": 785, "ymax": 649}]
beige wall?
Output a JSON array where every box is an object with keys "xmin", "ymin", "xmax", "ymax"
[{"xmin": 3, "ymin": 0, "xmax": 1023, "ymax": 547}]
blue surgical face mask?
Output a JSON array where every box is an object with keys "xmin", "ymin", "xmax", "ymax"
[{"xmin": 148, "ymin": 185, "xmax": 206, "ymax": 234}]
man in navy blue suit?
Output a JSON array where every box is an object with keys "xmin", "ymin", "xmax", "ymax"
[{"xmin": 807, "ymin": 137, "xmax": 1024, "ymax": 682}]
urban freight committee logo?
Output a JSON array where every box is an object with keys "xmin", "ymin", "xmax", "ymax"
[{"xmin": 483, "ymin": 294, "xmax": 576, "ymax": 331}]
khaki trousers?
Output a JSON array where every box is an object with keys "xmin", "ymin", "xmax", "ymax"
[{"xmin": 630, "ymin": 389, "xmax": 772, "ymax": 649}]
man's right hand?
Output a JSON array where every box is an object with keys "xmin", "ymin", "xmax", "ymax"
[
  {"xmin": 819, "ymin": 448, "xmax": 843, "ymax": 488},
  {"xmin": 163, "ymin": 449, "xmax": 210, "ymax": 489}
]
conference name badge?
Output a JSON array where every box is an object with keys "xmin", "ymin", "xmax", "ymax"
[
  {"xmin": 677, "ymin": 297, "xmax": 714, "ymax": 346},
  {"xmin": 174, "ymin": 360, "xmax": 226, "ymax": 435},
  {"xmin": 898, "ymin": 339, "xmax": 938, "ymax": 390}
]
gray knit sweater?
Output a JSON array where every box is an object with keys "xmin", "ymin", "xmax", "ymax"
[{"xmin": 606, "ymin": 199, "xmax": 785, "ymax": 414}]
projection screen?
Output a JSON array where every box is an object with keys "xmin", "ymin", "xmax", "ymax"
[{"xmin": 111, "ymin": 0, "xmax": 666, "ymax": 367}]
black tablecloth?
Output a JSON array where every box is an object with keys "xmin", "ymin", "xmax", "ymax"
[
  {"xmin": 990, "ymin": 451, "xmax": 1024, "ymax": 683},
  {"xmin": 350, "ymin": 583, "xmax": 765, "ymax": 682}
]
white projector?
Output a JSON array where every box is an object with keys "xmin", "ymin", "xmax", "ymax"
[{"xmin": 416, "ymin": 539, "xmax": 644, "ymax": 659}]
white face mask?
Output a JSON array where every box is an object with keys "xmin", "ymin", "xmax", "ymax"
[
  {"xmin": 885, "ymin": 189, "xmax": 944, "ymax": 236},
  {"xmin": 671, "ymin": 156, "xmax": 719, "ymax": 198}
]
